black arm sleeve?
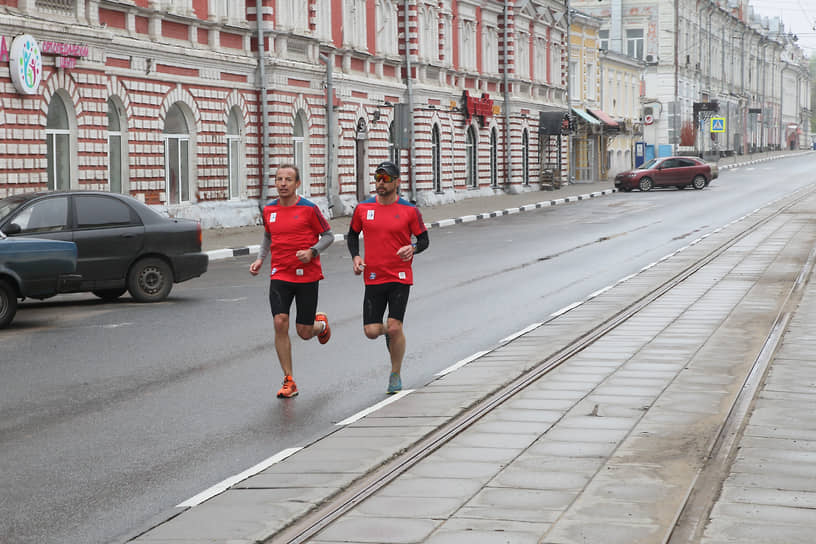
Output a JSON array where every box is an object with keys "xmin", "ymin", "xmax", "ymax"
[
  {"xmin": 347, "ymin": 227, "xmax": 361, "ymax": 257},
  {"xmin": 413, "ymin": 230, "xmax": 429, "ymax": 254}
]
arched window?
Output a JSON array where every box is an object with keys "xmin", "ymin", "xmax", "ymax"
[
  {"xmin": 466, "ymin": 126, "xmax": 477, "ymax": 188},
  {"xmin": 226, "ymin": 107, "xmax": 243, "ymax": 199},
  {"xmin": 107, "ymin": 98, "xmax": 128, "ymax": 194},
  {"xmin": 432, "ymin": 124, "xmax": 441, "ymax": 193},
  {"xmin": 46, "ymin": 94, "xmax": 71, "ymax": 191},
  {"xmin": 163, "ymin": 103, "xmax": 190, "ymax": 204},
  {"xmin": 389, "ymin": 121, "xmax": 400, "ymax": 164},
  {"xmin": 293, "ymin": 110, "xmax": 309, "ymax": 196},
  {"xmin": 490, "ymin": 127, "xmax": 498, "ymax": 187},
  {"xmin": 522, "ymin": 129, "xmax": 530, "ymax": 186}
]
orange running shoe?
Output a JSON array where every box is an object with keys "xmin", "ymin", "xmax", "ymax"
[
  {"xmin": 277, "ymin": 375, "xmax": 298, "ymax": 398},
  {"xmin": 315, "ymin": 312, "xmax": 331, "ymax": 344}
]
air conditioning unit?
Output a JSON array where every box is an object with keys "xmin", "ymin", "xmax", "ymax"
[{"xmin": 645, "ymin": 54, "xmax": 657, "ymax": 64}]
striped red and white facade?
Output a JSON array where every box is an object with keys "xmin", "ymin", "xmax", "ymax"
[{"xmin": 0, "ymin": 0, "xmax": 571, "ymax": 226}]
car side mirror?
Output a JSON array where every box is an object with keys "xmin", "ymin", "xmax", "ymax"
[{"xmin": 2, "ymin": 223, "xmax": 21, "ymax": 235}]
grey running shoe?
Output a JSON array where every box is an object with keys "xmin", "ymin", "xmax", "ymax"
[{"xmin": 387, "ymin": 371, "xmax": 402, "ymax": 394}]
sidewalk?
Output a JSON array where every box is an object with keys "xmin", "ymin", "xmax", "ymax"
[{"xmin": 130, "ymin": 150, "xmax": 816, "ymax": 544}]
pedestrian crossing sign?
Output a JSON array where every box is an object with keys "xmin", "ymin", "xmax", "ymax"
[{"xmin": 710, "ymin": 117, "xmax": 725, "ymax": 133}]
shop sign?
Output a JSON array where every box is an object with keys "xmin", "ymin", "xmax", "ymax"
[
  {"xmin": 2, "ymin": 35, "xmax": 42, "ymax": 95},
  {"xmin": 40, "ymin": 40, "xmax": 89, "ymax": 69},
  {"xmin": 462, "ymin": 91, "xmax": 494, "ymax": 126}
]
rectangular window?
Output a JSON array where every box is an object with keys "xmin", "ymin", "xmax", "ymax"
[
  {"xmin": 598, "ymin": 30, "xmax": 609, "ymax": 51},
  {"xmin": 626, "ymin": 29, "xmax": 644, "ymax": 59}
]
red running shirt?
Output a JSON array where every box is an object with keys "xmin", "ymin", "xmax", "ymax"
[
  {"xmin": 350, "ymin": 197, "xmax": 427, "ymax": 285},
  {"xmin": 262, "ymin": 197, "xmax": 331, "ymax": 283}
]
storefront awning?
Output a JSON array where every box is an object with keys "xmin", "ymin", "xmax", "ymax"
[
  {"xmin": 539, "ymin": 109, "xmax": 569, "ymax": 135},
  {"xmin": 571, "ymin": 107, "xmax": 600, "ymax": 125},
  {"xmin": 588, "ymin": 109, "xmax": 619, "ymax": 127}
]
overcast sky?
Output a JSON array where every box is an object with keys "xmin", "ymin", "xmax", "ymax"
[{"xmin": 749, "ymin": 0, "xmax": 816, "ymax": 55}]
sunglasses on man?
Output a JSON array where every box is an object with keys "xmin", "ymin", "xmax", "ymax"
[{"xmin": 374, "ymin": 173, "xmax": 397, "ymax": 183}]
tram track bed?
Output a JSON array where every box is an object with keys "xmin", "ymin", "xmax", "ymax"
[{"xmin": 130, "ymin": 185, "xmax": 816, "ymax": 544}]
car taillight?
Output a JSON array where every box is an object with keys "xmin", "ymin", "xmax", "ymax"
[{"xmin": 197, "ymin": 222, "xmax": 202, "ymax": 248}]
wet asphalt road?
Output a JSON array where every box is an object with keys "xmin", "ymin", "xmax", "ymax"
[{"xmin": 1, "ymin": 155, "xmax": 814, "ymax": 544}]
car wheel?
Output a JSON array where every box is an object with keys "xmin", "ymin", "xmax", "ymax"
[
  {"xmin": 638, "ymin": 177, "xmax": 653, "ymax": 192},
  {"xmin": 0, "ymin": 279, "xmax": 18, "ymax": 329},
  {"xmin": 692, "ymin": 175, "xmax": 707, "ymax": 190},
  {"xmin": 676, "ymin": 185, "xmax": 686, "ymax": 190},
  {"xmin": 92, "ymin": 287, "xmax": 128, "ymax": 301},
  {"xmin": 128, "ymin": 258, "xmax": 173, "ymax": 302}
]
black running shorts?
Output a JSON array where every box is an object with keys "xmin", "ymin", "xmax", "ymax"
[
  {"xmin": 363, "ymin": 282, "xmax": 411, "ymax": 325},
  {"xmin": 268, "ymin": 279, "xmax": 319, "ymax": 326}
]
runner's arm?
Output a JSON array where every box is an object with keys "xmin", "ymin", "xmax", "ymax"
[
  {"xmin": 413, "ymin": 231, "xmax": 429, "ymax": 254},
  {"xmin": 347, "ymin": 227, "xmax": 361, "ymax": 257},
  {"xmin": 310, "ymin": 229, "xmax": 334, "ymax": 256},
  {"xmin": 257, "ymin": 230, "xmax": 271, "ymax": 262}
]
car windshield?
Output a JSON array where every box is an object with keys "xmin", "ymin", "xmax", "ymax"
[
  {"xmin": 0, "ymin": 195, "xmax": 33, "ymax": 223},
  {"xmin": 640, "ymin": 159, "xmax": 659, "ymax": 170}
]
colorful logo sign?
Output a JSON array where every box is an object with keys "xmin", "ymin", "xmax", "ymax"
[{"xmin": 9, "ymin": 35, "xmax": 42, "ymax": 95}]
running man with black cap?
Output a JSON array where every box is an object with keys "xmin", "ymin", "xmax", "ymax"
[
  {"xmin": 347, "ymin": 160, "xmax": 430, "ymax": 394},
  {"xmin": 250, "ymin": 164, "xmax": 334, "ymax": 398}
]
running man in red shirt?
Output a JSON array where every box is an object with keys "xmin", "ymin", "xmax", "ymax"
[
  {"xmin": 250, "ymin": 164, "xmax": 334, "ymax": 398},
  {"xmin": 347, "ymin": 161, "xmax": 429, "ymax": 394}
]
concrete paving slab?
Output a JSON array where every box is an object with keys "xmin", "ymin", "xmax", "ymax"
[
  {"xmin": 539, "ymin": 519, "xmax": 661, "ymax": 544},
  {"xmin": 556, "ymin": 415, "xmax": 639, "ymax": 430},
  {"xmin": 445, "ymin": 431, "xmax": 542, "ymax": 450},
  {"xmin": 426, "ymin": 445, "xmax": 520, "ymax": 465},
  {"xmin": 134, "ymin": 487, "xmax": 334, "ymax": 541},
  {"xmin": 526, "ymin": 439, "xmax": 619, "ymax": 458},
  {"xmin": 348, "ymin": 495, "xmax": 464, "ymax": 519},
  {"xmin": 310, "ymin": 516, "xmax": 441, "ymax": 543},
  {"xmin": 702, "ymin": 517, "xmax": 816, "ymax": 544},
  {"xmin": 466, "ymin": 418, "xmax": 558, "ymax": 436},
  {"xmin": 488, "ymin": 467, "xmax": 591, "ymax": 491},
  {"xmin": 377, "ymin": 475, "xmax": 486, "ymax": 499},
  {"xmin": 407, "ymin": 460, "xmax": 505, "ymax": 480},
  {"xmin": 426, "ymin": 518, "xmax": 548, "ymax": 544},
  {"xmin": 476, "ymin": 407, "xmax": 565, "ymax": 423},
  {"xmin": 542, "ymin": 427, "xmax": 630, "ymax": 443},
  {"xmin": 717, "ymin": 485, "xmax": 816, "ymax": 509},
  {"xmin": 238, "ymin": 471, "xmax": 357, "ymax": 490}
]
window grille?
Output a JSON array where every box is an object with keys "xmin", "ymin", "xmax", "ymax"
[{"xmin": 36, "ymin": 0, "xmax": 74, "ymax": 13}]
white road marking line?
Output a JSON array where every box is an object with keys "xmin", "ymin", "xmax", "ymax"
[
  {"xmin": 335, "ymin": 390, "xmax": 414, "ymax": 426},
  {"xmin": 588, "ymin": 285, "xmax": 613, "ymax": 299},
  {"xmin": 551, "ymin": 301, "xmax": 582, "ymax": 317},
  {"xmin": 500, "ymin": 322, "xmax": 543, "ymax": 344},
  {"xmin": 435, "ymin": 350, "xmax": 491, "ymax": 377},
  {"xmin": 176, "ymin": 447, "xmax": 302, "ymax": 508}
]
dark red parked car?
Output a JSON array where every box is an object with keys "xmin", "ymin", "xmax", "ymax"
[{"xmin": 614, "ymin": 156, "xmax": 718, "ymax": 192}]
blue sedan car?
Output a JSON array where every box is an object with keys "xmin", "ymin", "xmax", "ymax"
[{"xmin": 0, "ymin": 230, "xmax": 79, "ymax": 328}]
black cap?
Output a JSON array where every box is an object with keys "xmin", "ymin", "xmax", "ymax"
[{"xmin": 375, "ymin": 160, "xmax": 400, "ymax": 178}]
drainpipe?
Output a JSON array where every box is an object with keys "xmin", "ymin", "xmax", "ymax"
[
  {"xmin": 256, "ymin": 0, "xmax": 271, "ymax": 209},
  {"xmin": 404, "ymin": 0, "xmax": 417, "ymax": 202},
  {"xmin": 565, "ymin": 1, "xmax": 572, "ymax": 183},
  {"xmin": 503, "ymin": 0, "xmax": 511, "ymax": 190},
  {"xmin": 320, "ymin": 52, "xmax": 335, "ymax": 212}
]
